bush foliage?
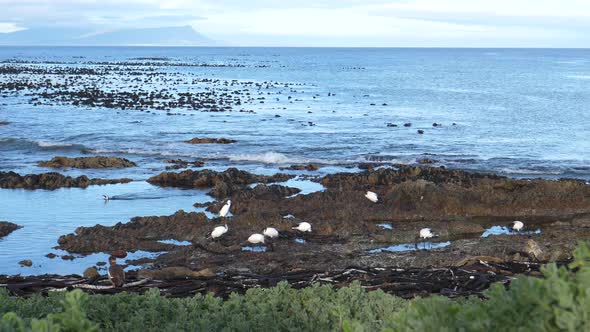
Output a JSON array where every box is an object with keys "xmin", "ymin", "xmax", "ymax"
[{"xmin": 2, "ymin": 242, "xmax": 590, "ymax": 332}]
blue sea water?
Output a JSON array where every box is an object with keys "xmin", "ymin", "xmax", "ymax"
[{"xmin": 0, "ymin": 47, "xmax": 589, "ymax": 275}]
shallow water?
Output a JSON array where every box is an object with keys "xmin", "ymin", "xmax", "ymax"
[
  {"xmin": 0, "ymin": 181, "xmax": 203, "ymax": 275},
  {"xmin": 369, "ymin": 241, "xmax": 451, "ymax": 253},
  {"xmin": 481, "ymin": 225, "xmax": 542, "ymax": 238}
]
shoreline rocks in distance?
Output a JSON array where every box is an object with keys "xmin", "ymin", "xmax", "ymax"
[
  {"xmin": 279, "ymin": 164, "xmax": 320, "ymax": 171},
  {"xmin": 147, "ymin": 168, "xmax": 293, "ymax": 198},
  {"xmin": 184, "ymin": 137, "xmax": 237, "ymax": 144},
  {"xmin": 38, "ymin": 156, "xmax": 136, "ymax": 169},
  {"xmin": 0, "ymin": 171, "xmax": 132, "ymax": 190},
  {"xmin": 0, "ymin": 221, "xmax": 22, "ymax": 238}
]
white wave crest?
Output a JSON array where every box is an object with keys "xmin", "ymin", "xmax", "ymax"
[{"xmin": 228, "ymin": 152, "xmax": 297, "ymax": 164}]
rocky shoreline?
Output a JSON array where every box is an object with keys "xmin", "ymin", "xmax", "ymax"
[
  {"xmin": 38, "ymin": 156, "xmax": 136, "ymax": 169},
  {"xmin": 0, "ymin": 221, "xmax": 21, "ymax": 238},
  {"xmin": 52, "ymin": 165, "xmax": 589, "ymax": 278},
  {"xmin": 0, "ymin": 171, "xmax": 132, "ymax": 190}
]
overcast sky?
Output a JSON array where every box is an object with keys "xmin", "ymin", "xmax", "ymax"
[{"xmin": 1, "ymin": 0, "xmax": 589, "ymax": 47}]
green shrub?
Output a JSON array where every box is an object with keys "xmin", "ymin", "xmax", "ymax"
[
  {"xmin": 386, "ymin": 241, "xmax": 590, "ymax": 331},
  {"xmin": 2, "ymin": 242, "xmax": 590, "ymax": 331},
  {"xmin": 0, "ymin": 290, "xmax": 97, "ymax": 332}
]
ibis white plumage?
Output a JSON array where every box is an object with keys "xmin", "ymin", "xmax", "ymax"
[
  {"xmin": 219, "ymin": 200, "xmax": 231, "ymax": 217},
  {"xmin": 365, "ymin": 191, "xmax": 378, "ymax": 203},
  {"xmin": 248, "ymin": 233, "xmax": 265, "ymax": 244},
  {"xmin": 419, "ymin": 228, "xmax": 434, "ymax": 240},
  {"xmin": 263, "ymin": 227, "xmax": 279, "ymax": 238},
  {"xmin": 292, "ymin": 222, "xmax": 312, "ymax": 232},
  {"xmin": 211, "ymin": 224, "xmax": 228, "ymax": 239},
  {"xmin": 511, "ymin": 221, "xmax": 524, "ymax": 232}
]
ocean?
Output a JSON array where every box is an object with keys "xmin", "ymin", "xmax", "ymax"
[{"xmin": 0, "ymin": 47, "xmax": 589, "ymax": 275}]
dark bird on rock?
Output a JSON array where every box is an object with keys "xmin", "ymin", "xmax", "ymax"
[{"xmin": 108, "ymin": 255, "xmax": 125, "ymax": 288}]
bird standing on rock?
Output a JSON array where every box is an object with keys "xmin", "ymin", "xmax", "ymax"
[
  {"xmin": 416, "ymin": 228, "xmax": 438, "ymax": 250},
  {"xmin": 248, "ymin": 233, "xmax": 265, "ymax": 244},
  {"xmin": 419, "ymin": 228, "xmax": 435, "ymax": 240},
  {"xmin": 211, "ymin": 224, "xmax": 228, "ymax": 240},
  {"xmin": 108, "ymin": 256, "xmax": 125, "ymax": 288},
  {"xmin": 511, "ymin": 221, "xmax": 524, "ymax": 232},
  {"xmin": 292, "ymin": 222, "xmax": 312, "ymax": 232},
  {"xmin": 263, "ymin": 227, "xmax": 279, "ymax": 238},
  {"xmin": 219, "ymin": 200, "xmax": 231, "ymax": 217},
  {"xmin": 365, "ymin": 191, "xmax": 379, "ymax": 203}
]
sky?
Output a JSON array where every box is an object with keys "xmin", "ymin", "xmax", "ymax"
[{"xmin": 0, "ymin": 0, "xmax": 589, "ymax": 47}]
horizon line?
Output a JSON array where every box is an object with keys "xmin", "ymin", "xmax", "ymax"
[{"xmin": 0, "ymin": 45, "xmax": 589, "ymax": 49}]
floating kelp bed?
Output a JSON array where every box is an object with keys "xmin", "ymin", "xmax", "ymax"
[{"xmin": 0, "ymin": 259, "xmax": 555, "ymax": 299}]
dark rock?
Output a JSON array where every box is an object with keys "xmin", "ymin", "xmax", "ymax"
[
  {"xmin": 417, "ymin": 158, "xmax": 437, "ymax": 164},
  {"xmin": 83, "ymin": 267, "xmax": 100, "ymax": 281},
  {"xmin": 147, "ymin": 168, "xmax": 293, "ymax": 199},
  {"xmin": 61, "ymin": 255, "xmax": 75, "ymax": 260},
  {"xmin": 184, "ymin": 137, "xmax": 237, "ymax": 144},
  {"xmin": 0, "ymin": 121, "xmax": 10, "ymax": 125},
  {"xmin": 19, "ymin": 259, "xmax": 32, "ymax": 267},
  {"xmin": 38, "ymin": 156, "xmax": 136, "ymax": 169},
  {"xmin": 45, "ymin": 253, "xmax": 57, "ymax": 259},
  {"xmin": 386, "ymin": 123, "xmax": 398, "ymax": 127},
  {"xmin": 279, "ymin": 164, "xmax": 320, "ymax": 171},
  {"xmin": 417, "ymin": 130, "xmax": 424, "ymax": 134},
  {"xmin": 96, "ymin": 261, "xmax": 107, "ymax": 266},
  {"xmin": 403, "ymin": 123, "xmax": 412, "ymax": 127},
  {"xmin": 111, "ymin": 250, "xmax": 128, "ymax": 258},
  {"xmin": 137, "ymin": 267, "xmax": 215, "ymax": 279},
  {"xmin": 0, "ymin": 171, "xmax": 132, "ymax": 190},
  {"xmin": 0, "ymin": 221, "xmax": 21, "ymax": 238}
]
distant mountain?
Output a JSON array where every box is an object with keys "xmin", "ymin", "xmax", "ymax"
[{"xmin": 0, "ymin": 26, "xmax": 214, "ymax": 46}]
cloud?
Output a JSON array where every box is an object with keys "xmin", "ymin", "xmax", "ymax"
[
  {"xmin": 0, "ymin": 22, "xmax": 25, "ymax": 33},
  {"xmin": 0, "ymin": 0, "xmax": 589, "ymax": 46}
]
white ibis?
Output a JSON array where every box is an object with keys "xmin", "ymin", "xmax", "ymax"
[
  {"xmin": 511, "ymin": 221, "xmax": 524, "ymax": 232},
  {"xmin": 263, "ymin": 227, "xmax": 279, "ymax": 238},
  {"xmin": 219, "ymin": 200, "xmax": 231, "ymax": 217},
  {"xmin": 211, "ymin": 224, "xmax": 228, "ymax": 239},
  {"xmin": 292, "ymin": 222, "xmax": 312, "ymax": 232},
  {"xmin": 419, "ymin": 228, "xmax": 434, "ymax": 240},
  {"xmin": 248, "ymin": 233, "xmax": 265, "ymax": 244},
  {"xmin": 102, "ymin": 194, "xmax": 109, "ymax": 201},
  {"xmin": 365, "ymin": 191, "xmax": 378, "ymax": 203}
]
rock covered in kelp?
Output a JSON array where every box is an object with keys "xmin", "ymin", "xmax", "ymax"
[
  {"xmin": 184, "ymin": 137, "xmax": 237, "ymax": 144},
  {"xmin": 0, "ymin": 221, "xmax": 21, "ymax": 238},
  {"xmin": 0, "ymin": 171, "xmax": 132, "ymax": 190},
  {"xmin": 19, "ymin": 259, "xmax": 32, "ymax": 267},
  {"xmin": 83, "ymin": 267, "xmax": 101, "ymax": 281},
  {"xmin": 56, "ymin": 165, "xmax": 590, "ymax": 276},
  {"xmin": 38, "ymin": 156, "xmax": 136, "ymax": 169},
  {"xmin": 279, "ymin": 164, "xmax": 320, "ymax": 171},
  {"xmin": 147, "ymin": 168, "xmax": 293, "ymax": 198}
]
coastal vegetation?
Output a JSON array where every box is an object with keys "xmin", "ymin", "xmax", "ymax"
[{"xmin": 2, "ymin": 242, "xmax": 589, "ymax": 331}]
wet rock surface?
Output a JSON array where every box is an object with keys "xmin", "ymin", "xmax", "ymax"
[
  {"xmin": 0, "ymin": 221, "xmax": 21, "ymax": 238},
  {"xmin": 147, "ymin": 168, "xmax": 294, "ymax": 198},
  {"xmin": 38, "ymin": 156, "xmax": 136, "ymax": 169},
  {"xmin": 57, "ymin": 166, "xmax": 590, "ymax": 279},
  {"xmin": 0, "ymin": 171, "xmax": 132, "ymax": 190},
  {"xmin": 184, "ymin": 137, "xmax": 237, "ymax": 144},
  {"xmin": 279, "ymin": 164, "xmax": 320, "ymax": 171},
  {"xmin": 0, "ymin": 121, "xmax": 9, "ymax": 125}
]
